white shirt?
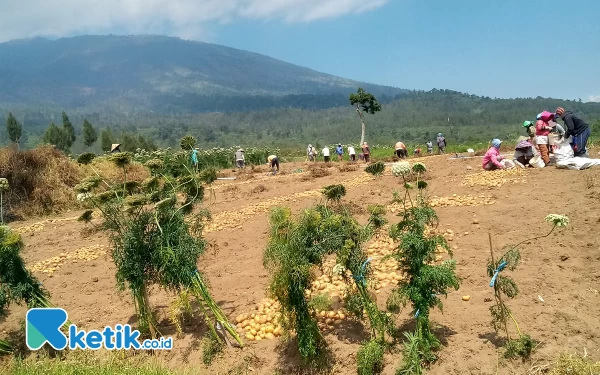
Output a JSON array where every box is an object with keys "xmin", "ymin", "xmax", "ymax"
[
  {"xmin": 348, "ymin": 146, "xmax": 355, "ymax": 155},
  {"xmin": 322, "ymin": 147, "xmax": 330, "ymax": 157}
]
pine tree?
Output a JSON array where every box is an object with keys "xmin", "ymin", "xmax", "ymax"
[
  {"xmin": 82, "ymin": 119, "xmax": 98, "ymax": 147},
  {"xmin": 62, "ymin": 111, "xmax": 76, "ymax": 150},
  {"xmin": 101, "ymin": 128, "xmax": 113, "ymax": 152},
  {"xmin": 42, "ymin": 123, "xmax": 68, "ymax": 152},
  {"xmin": 6, "ymin": 113, "xmax": 22, "ymax": 147}
]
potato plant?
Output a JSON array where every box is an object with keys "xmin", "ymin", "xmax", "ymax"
[
  {"xmin": 387, "ymin": 162, "xmax": 460, "ymax": 374},
  {"xmin": 487, "ymin": 214, "xmax": 569, "ymax": 359},
  {"xmin": 75, "ymin": 153, "xmax": 241, "ymax": 346},
  {"xmin": 263, "ymin": 190, "xmax": 391, "ymax": 367}
]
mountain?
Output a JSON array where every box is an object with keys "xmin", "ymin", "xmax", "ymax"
[{"xmin": 0, "ymin": 35, "xmax": 406, "ymax": 113}]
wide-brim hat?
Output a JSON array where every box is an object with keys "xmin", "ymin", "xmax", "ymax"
[{"xmin": 110, "ymin": 143, "xmax": 121, "ymax": 152}]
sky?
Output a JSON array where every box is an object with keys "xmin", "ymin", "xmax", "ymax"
[{"xmin": 1, "ymin": 0, "xmax": 599, "ymax": 101}]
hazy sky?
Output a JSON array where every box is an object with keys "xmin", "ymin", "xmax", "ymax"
[{"xmin": 1, "ymin": 0, "xmax": 599, "ymax": 101}]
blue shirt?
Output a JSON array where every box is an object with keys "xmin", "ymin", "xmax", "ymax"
[
  {"xmin": 191, "ymin": 150, "xmax": 199, "ymax": 164},
  {"xmin": 335, "ymin": 146, "xmax": 343, "ymax": 155}
]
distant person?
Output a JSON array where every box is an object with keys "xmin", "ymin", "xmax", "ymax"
[
  {"xmin": 307, "ymin": 144, "xmax": 317, "ymax": 161},
  {"xmin": 348, "ymin": 145, "xmax": 356, "ymax": 161},
  {"xmin": 522, "ymin": 120, "xmax": 536, "ymax": 146},
  {"xmin": 267, "ymin": 154, "xmax": 279, "ymax": 174},
  {"xmin": 394, "ymin": 141, "xmax": 407, "ymax": 158},
  {"xmin": 322, "ymin": 145, "xmax": 331, "ymax": 163},
  {"xmin": 235, "ymin": 148, "xmax": 245, "ymax": 168},
  {"xmin": 437, "ymin": 133, "xmax": 447, "ymax": 154},
  {"xmin": 513, "ymin": 140, "xmax": 535, "ymax": 168},
  {"xmin": 191, "ymin": 147, "xmax": 199, "ymax": 170},
  {"xmin": 556, "ymin": 107, "xmax": 591, "ymax": 157},
  {"xmin": 426, "ymin": 141, "xmax": 433, "ymax": 154},
  {"xmin": 535, "ymin": 112, "xmax": 554, "ymax": 165},
  {"xmin": 482, "ymin": 139, "xmax": 505, "ymax": 170},
  {"xmin": 361, "ymin": 142, "xmax": 371, "ymax": 163},
  {"xmin": 335, "ymin": 144, "xmax": 344, "ymax": 161},
  {"xmin": 414, "ymin": 147, "xmax": 421, "ymax": 157}
]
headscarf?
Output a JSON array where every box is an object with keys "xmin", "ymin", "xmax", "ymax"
[{"xmin": 515, "ymin": 140, "xmax": 532, "ymax": 150}]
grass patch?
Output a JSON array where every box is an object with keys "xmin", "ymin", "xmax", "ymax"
[
  {"xmin": 201, "ymin": 330, "xmax": 224, "ymax": 366},
  {"xmin": 356, "ymin": 339, "xmax": 385, "ymax": 375},
  {"xmin": 548, "ymin": 352, "xmax": 600, "ymax": 375},
  {"xmin": 1, "ymin": 351, "xmax": 183, "ymax": 375}
]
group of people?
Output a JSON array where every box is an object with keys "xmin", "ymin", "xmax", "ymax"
[
  {"xmin": 482, "ymin": 107, "xmax": 592, "ymax": 170},
  {"xmin": 394, "ymin": 133, "xmax": 447, "ymax": 158},
  {"xmin": 307, "ymin": 142, "xmax": 371, "ymax": 163}
]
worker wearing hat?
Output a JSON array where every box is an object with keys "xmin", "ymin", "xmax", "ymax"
[
  {"xmin": 482, "ymin": 139, "xmax": 505, "ymax": 170},
  {"xmin": 335, "ymin": 143, "xmax": 344, "ymax": 161},
  {"xmin": 235, "ymin": 148, "xmax": 245, "ymax": 168},
  {"xmin": 555, "ymin": 107, "xmax": 591, "ymax": 157},
  {"xmin": 436, "ymin": 133, "xmax": 446, "ymax": 154}
]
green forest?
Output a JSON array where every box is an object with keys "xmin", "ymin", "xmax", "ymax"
[{"xmin": 2, "ymin": 90, "xmax": 600, "ymax": 153}]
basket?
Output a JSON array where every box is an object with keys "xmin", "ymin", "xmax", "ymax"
[{"xmin": 529, "ymin": 155, "xmax": 545, "ymax": 168}]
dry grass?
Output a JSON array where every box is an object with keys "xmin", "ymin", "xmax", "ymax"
[
  {"xmin": 79, "ymin": 157, "xmax": 149, "ymax": 185},
  {"xmin": 0, "ymin": 145, "xmax": 82, "ymax": 217},
  {"xmin": 546, "ymin": 352, "xmax": 600, "ymax": 375}
]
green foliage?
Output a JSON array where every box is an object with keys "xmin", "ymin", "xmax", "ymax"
[
  {"xmin": 504, "ymin": 334, "xmax": 535, "ymax": 359},
  {"xmin": 82, "ymin": 120, "xmax": 98, "ymax": 147},
  {"xmin": 388, "ymin": 170, "xmax": 460, "ymax": 373},
  {"xmin": 365, "ymin": 162, "xmax": 385, "ymax": 177},
  {"xmin": 263, "ymin": 205, "xmax": 391, "ymax": 363},
  {"xmin": 308, "ymin": 294, "xmax": 332, "ymax": 312},
  {"xmin": 77, "ymin": 152, "xmax": 96, "ymax": 165},
  {"xmin": 322, "ymin": 184, "xmax": 346, "ymax": 203},
  {"xmin": 201, "ymin": 329, "xmax": 224, "ymax": 365},
  {"xmin": 549, "ymin": 352, "xmax": 600, "ymax": 375},
  {"xmin": 42, "ymin": 123, "xmax": 67, "ymax": 152},
  {"xmin": 350, "ymin": 88, "xmax": 382, "ymax": 115},
  {"xmin": 62, "ymin": 112, "xmax": 76, "ymax": 149},
  {"xmin": 396, "ymin": 332, "xmax": 425, "ymax": 375},
  {"xmin": 6, "ymin": 113, "xmax": 21, "ymax": 145},
  {"xmin": 357, "ymin": 339, "xmax": 385, "ymax": 375},
  {"xmin": 180, "ymin": 135, "xmax": 197, "ymax": 151},
  {"xmin": 101, "ymin": 128, "xmax": 113, "ymax": 152}
]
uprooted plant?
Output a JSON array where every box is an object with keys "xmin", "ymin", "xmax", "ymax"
[
  {"xmin": 387, "ymin": 161, "xmax": 460, "ymax": 375},
  {"xmin": 74, "ymin": 153, "xmax": 241, "ymax": 348},
  {"xmin": 487, "ymin": 214, "xmax": 569, "ymax": 360},
  {"xmin": 263, "ymin": 192, "xmax": 392, "ymax": 370},
  {"xmin": 0, "ymin": 226, "xmax": 71, "ymax": 355}
]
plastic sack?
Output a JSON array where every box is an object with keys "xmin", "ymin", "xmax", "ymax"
[
  {"xmin": 556, "ymin": 157, "xmax": 600, "ymax": 170},
  {"xmin": 501, "ymin": 159, "xmax": 515, "ymax": 169},
  {"xmin": 554, "ymin": 137, "xmax": 574, "ymax": 162}
]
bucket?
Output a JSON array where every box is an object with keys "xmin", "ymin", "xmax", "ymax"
[{"xmin": 529, "ymin": 155, "xmax": 545, "ymax": 168}]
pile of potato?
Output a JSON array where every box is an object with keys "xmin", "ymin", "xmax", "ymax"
[
  {"xmin": 236, "ymin": 298, "xmax": 284, "ymax": 341},
  {"xmin": 15, "ymin": 216, "xmax": 80, "ymax": 235},
  {"xmin": 205, "ymin": 174, "xmax": 375, "ymax": 233},
  {"xmin": 462, "ymin": 168, "xmax": 527, "ymax": 187},
  {"xmin": 28, "ymin": 244, "xmax": 107, "ymax": 276},
  {"xmin": 429, "ymin": 194, "xmax": 495, "ymax": 207}
]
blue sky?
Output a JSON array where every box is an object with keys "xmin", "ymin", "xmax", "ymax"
[{"xmin": 1, "ymin": 0, "xmax": 599, "ymax": 101}]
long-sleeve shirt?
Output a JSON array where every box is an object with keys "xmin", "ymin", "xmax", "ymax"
[
  {"xmin": 362, "ymin": 146, "xmax": 370, "ymax": 155},
  {"xmin": 437, "ymin": 137, "xmax": 446, "ymax": 147},
  {"xmin": 560, "ymin": 111, "xmax": 589, "ymax": 138},
  {"xmin": 267, "ymin": 155, "xmax": 277, "ymax": 163},
  {"xmin": 235, "ymin": 150, "xmax": 244, "ymax": 161},
  {"xmin": 482, "ymin": 147, "xmax": 503, "ymax": 169},
  {"xmin": 395, "ymin": 141, "xmax": 406, "ymax": 150},
  {"xmin": 191, "ymin": 150, "xmax": 198, "ymax": 164},
  {"xmin": 322, "ymin": 148, "xmax": 330, "ymax": 157},
  {"xmin": 335, "ymin": 146, "xmax": 343, "ymax": 155},
  {"xmin": 347, "ymin": 146, "xmax": 355, "ymax": 155},
  {"xmin": 535, "ymin": 120, "xmax": 552, "ymax": 136}
]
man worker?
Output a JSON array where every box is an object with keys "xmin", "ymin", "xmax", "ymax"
[
  {"xmin": 267, "ymin": 154, "xmax": 279, "ymax": 174},
  {"xmin": 394, "ymin": 141, "xmax": 407, "ymax": 158},
  {"xmin": 322, "ymin": 145, "xmax": 331, "ymax": 163},
  {"xmin": 555, "ymin": 107, "xmax": 591, "ymax": 157},
  {"xmin": 437, "ymin": 133, "xmax": 447, "ymax": 154},
  {"xmin": 335, "ymin": 144, "xmax": 344, "ymax": 161},
  {"xmin": 235, "ymin": 148, "xmax": 245, "ymax": 168},
  {"xmin": 426, "ymin": 141, "xmax": 433, "ymax": 154},
  {"xmin": 348, "ymin": 145, "xmax": 356, "ymax": 161}
]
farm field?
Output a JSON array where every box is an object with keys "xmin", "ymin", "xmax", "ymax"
[{"xmin": 2, "ymin": 154, "xmax": 600, "ymax": 375}]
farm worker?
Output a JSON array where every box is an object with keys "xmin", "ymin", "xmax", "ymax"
[
  {"xmin": 482, "ymin": 139, "xmax": 505, "ymax": 170},
  {"xmin": 335, "ymin": 144, "xmax": 344, "ymax": 161},
  {"xmin": 535, "ymin": 114, "xmax": 553, "ymax": 165},
  {"xmin": 361, "ymin": 142, "xmax": 371, "ymax": 163},
  {"xmin": 348, "ymin": 145, "xmax": 356, "ymax": 161},
  {"xmin": 322, "ymin": 145, "xmax": 331, "ymax": 163},
  {"xmin": 307, "ymin": 144, "xmax": 316, "ymax": 161},
  {"xmin": 235, "ymin": 148, "xmax": 245, "ymax": 168},
  {"xmin": 267, "ymin": 155, "xmax": 279, "ymax": 174},
  {"xmin": 437, "ymin": 133, "xmax": 447, "ymax": 154},
  {"xmin": 556, "ymin": 107, "xmax": 591, "ymax": 157},
  {"xmin": 513, "ymin": 140, "xmax": 535, "ymax": 168},
  {"xmin": 414, "ymin": 147, "xmax": 421, "ymax": 156},
  {"xmin": 523, "ymin": 121, "xmax": 536, "ymax": 144},
  {"xmin": 191, "ymin": 148, "xmax": 199, "ymax": 170},
  {"xmin": 394, "ymin": 141, "xmax": 407, "ymax": 158},
  {"xmin": 426, "ymin": 141, "xmax": 433, "ymax": 154}
]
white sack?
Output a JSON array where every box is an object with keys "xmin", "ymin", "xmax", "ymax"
[{"xmin": 556, "ymin": 157, "xmax": 600, "ymax": 170}]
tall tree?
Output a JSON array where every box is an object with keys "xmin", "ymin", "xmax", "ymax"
[
  {"xmin": 6, "ymin": 113, "xmax": 22, "ymax": 147},
  {"xmin": 42, "ymin": 123, "xmax": 67, "ymax": 152},
  {"xmin": 82, "ymin": 119, "xmax": 98, "ymax": 147},
  {"xmin": 349, "ymin": 88, "xmax": 382, "ymax": 145},
  {"xmin": 62, "ymin": 111, "xmax": 76, "ymax": 150},
  {"xmin": 101, "ymin": 128, "xmax": 113, "ymax": 152}
]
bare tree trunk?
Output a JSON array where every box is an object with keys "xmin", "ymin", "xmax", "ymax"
[{"xmin": 356, "ymin": 105, "xmax": 365, "ymax": 145}]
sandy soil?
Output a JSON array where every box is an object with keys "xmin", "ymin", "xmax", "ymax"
[{"xmin": 3, "ymin": 154, "xmax": 600, "ymax": 375}]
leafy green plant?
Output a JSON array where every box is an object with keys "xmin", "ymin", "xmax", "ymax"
[
  {"xmin": 387, "ymin": 161, "xmax": 460, "ymax": 373},
  {"xmin": 76, "ymin": 152, "xmax": 96, "ymax": 165},
  {"xmin": 263, "ymin": 198, "xmax": 391, "ymax": 366},
  {"xmin": 75, "ymin": 157, "xmax": 241, "ymax": 346},
  {"xmin": 357, "ymin": 339, "xmax": 385, "ymax": 375},
  {"xmin": 201, "ymin": 329, "xmax": 224, "ymax": 365},
  {"xmin": 322, "ymin": 184, "xmax": 346, "ymax": 204},
  {"xmin": 487, "ymin": 214, "xmax": 569, "ymax": 360},
  {"xmin": 365, "ymin": 162, "xmax": 385, "ymax": 177},
  {"xmin": 180, "ymin": 135, "xmax": 197, "ymax": 151}
]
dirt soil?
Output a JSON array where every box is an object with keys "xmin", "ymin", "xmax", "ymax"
[{"xmin": 3, "ymin": 155, "xmax": 600, "ymax": 374}]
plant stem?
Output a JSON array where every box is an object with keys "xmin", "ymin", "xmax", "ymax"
[
  {"xmin": 499, "ymin": 225, "xmax": 557, "ymax": 262},
  {"xmin": 489, "ymin": 233, "xmax": 510, "ymax": 341}
]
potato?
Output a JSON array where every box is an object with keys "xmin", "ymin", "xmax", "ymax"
[
  {"xmin": 250, "ymin": 328, "xmax": 257, "ymax": 336},
  {"xmin": 462, "ymin": 295, "xmax": 471, "ymax": 301},
  {"xmin": 327, "ymin": 311, "xmax": 335, "ymax": 319},
  {"xmin": 265, "ymin": 325, "xmax": 274, "ymax": 334},
  {"xmin": 265, "ymin": 333, "xmax": 275, "ymax": 340},
  {"xmin": 236, "ymin": 314, "xmax": 248, "ymax": 324},
  {"xmin": 325, "ymin": 318, "xmax": 333, "ymax": 325},
  {"xmin": 245, "ymin": 333, "xmax": 255, "ymax": 340},
  {"xmin": 259, "ymin": 316, "xmax": 267, "ymax": 324}
]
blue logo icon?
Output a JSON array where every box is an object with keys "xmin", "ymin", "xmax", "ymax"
[{"xmin": 26, "ymin": 308, "xmax": 172, "ymax": 350}]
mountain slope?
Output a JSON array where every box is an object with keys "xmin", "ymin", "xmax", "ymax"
[{"xmin": 0, "ymin": 35, "xmax": 405, "ymax": 111}]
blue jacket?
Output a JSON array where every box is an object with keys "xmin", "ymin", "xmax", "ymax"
[
  {"xmin": 335, "ymin": 146, "xmax": 343, "ymax": 155},
  {"xmin": 191, "ymin": 150, "xmax": 199, "ymax": 164}
]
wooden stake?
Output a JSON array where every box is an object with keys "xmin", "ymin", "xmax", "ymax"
[{"xmin": 489, "ymin": 232, "xmax": 510, "ymax": 341}]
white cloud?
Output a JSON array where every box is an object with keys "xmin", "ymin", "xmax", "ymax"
[
  {"xmin": 588, "ymin": 95, "xmax": 600, "ymax": 103},
  {"xmin": 0, "ymin": 0, "xmax": 390, "ymax": 42}
]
